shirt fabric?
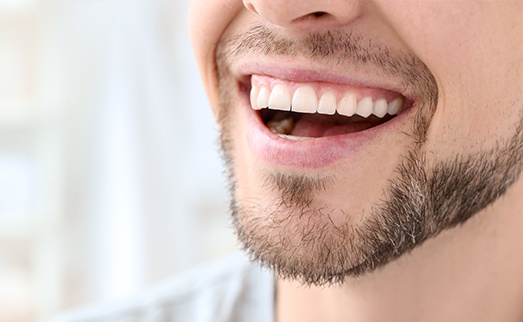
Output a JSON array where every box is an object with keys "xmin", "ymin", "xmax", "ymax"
[{"xmin": 46, "ymin": 253, "xmax": 275, "ymax": 322}]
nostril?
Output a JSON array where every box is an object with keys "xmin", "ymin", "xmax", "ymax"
[
  {"xmin": 291, "ymin": 11, "xmax": 330, "ymax": 24},
  {"xmin": 244, "ymin": 2, "xmax": 258, "ymax": 15}
]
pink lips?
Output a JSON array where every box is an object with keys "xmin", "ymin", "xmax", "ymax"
[
  {"xmin": 244, "ymin": 99, "xmax": 410, "ymax": 170},
  {"xmin": 246, "ymin": 109, "xmax": 398, "ymax": 169},
  {"xmin": 236, "ymin": 66, "xmax": 412, "ymax": 169}
]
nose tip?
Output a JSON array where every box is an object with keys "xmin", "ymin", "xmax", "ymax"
[{"xmin": 242, "ymin": 0, "xmax": 362, "ymax": 30}]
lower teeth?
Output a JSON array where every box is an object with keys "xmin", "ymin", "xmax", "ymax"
[
  {"xmin": 267, "ymin": 117, "xmax": 295, "ymax": 135},
  {"xmin": 277, "ymin": 134, "xmax": 312, "ymax": 141}
]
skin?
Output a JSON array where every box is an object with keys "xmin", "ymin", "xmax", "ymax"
[{"xmin": 189, "ymin": 0, "xmax": 523, "ymax": 321}]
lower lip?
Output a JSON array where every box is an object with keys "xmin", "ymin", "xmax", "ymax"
[{"xmin": 245, "ymin": 101, "xmax": 410, "ymax": 169}]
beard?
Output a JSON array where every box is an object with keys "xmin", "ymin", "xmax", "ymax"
[{"xmin": 215, "ymin": 26, "xmax": 523, "ymax": 286}]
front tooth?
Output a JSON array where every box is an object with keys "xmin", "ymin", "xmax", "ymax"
[
  {"xmin": 356, "ymin": 97, "xmax": 373, "ymax": 118},
  {"xmin": 317, "ymin": 91, "xmax": 337, "ymax": 115},
  {"xmin": 337, "ymin": 93, "xmax": 357, "ymax": 117},
  {"xmin": 257, "ymin": 86, "xmax": 270, "ymax": 109},
  {"xmin": 291, "ymin": 86, "xmax": 317, "ymax": 113},
  {"xmin": 388, "ymin": 96, "xmax": 404, "ymax": 115},
  {"xmin": 373, "ymin": 98, "xmax": 388, "ymax": 118},
  {"xmin": 268, "ymin": 84, "xmax": 291, "ymax": 111}
]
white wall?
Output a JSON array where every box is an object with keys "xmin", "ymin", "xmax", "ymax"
[{"xmin": 0, "ymin": 1, "xmax": 235, "ymax": 320}]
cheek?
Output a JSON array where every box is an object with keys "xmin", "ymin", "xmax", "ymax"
[
  {"xmin": 189, "ymin": 0, "xmax": 243, "ymax": 57},
  {"xmin": 189, "ymin": 0, "xmax": 246, "ymax": 115},
  {"xmin": 380, "ymin": 1, "xmax": 523, "ymax": 154}
]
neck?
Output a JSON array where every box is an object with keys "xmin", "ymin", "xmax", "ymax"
[{"xmin": 276, "ymin": 178, "xmax": 523, "ymax": 322}]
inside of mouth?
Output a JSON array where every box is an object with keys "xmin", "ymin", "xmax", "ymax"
[{"xmin": 261, "ymin": 110, "xmax": 396, "ymax": 138}]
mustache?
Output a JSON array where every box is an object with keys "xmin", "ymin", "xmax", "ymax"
[
  {"xmin": 216, "ymin": 24, "xmax": 438, "ymax": 144},
  {"xmin": 216, "ymin": 24, "xmax": 438, "ymax": 96}
]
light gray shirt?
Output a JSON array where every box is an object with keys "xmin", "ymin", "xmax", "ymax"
[{"xmin": 46, "ymin": 253, "xmax": 275, "ymax": 322}]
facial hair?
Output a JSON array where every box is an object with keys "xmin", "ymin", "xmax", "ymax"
[{"xmin": 215, "ymin": 25, "xmax": 523, "ymax": 286}]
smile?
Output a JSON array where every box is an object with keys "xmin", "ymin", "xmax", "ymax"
[
  {"xmin": 250, "ymin": 75, "xmax": 405, "ymax": 139},
  {"xmin": 236, "ymin": 67, "xmax": 415, "ymax": 169}
]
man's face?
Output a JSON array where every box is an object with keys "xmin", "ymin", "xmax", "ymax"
[{"xmin": 189, "ymin": 0, "xmax": 523, "ymax": 285}]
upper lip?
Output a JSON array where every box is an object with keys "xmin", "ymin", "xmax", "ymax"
[{"xmin": 233, "ymin": 58, "xmax": 412, "ymax": 101}]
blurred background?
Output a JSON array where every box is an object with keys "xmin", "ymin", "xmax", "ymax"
[{"xmin": 0, "ymin": 0, "xmax": 235, "ymax": 321}]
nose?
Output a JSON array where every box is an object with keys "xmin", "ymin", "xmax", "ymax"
[{"xmin": 242, "ymin": 0, "xmax": 362, "ymax": 30}]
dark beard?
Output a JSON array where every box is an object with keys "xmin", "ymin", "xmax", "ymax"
[{"xmin": 215, "ymin": 26, "xmax": 523, "ymax": 286}]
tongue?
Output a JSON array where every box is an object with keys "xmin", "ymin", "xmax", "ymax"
[{"xmin": 291, "ymin": 114, "xmax": 374, "ymax": 137}]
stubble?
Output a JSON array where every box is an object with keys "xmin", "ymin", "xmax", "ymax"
[{"xmin": 215, "ymin": 25, "xmax": 523, "ymax": 286}]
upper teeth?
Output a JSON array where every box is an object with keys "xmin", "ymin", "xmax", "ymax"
[{"xmin": 251, "ymin": 84, "xmax": 404, "ymax": 118}]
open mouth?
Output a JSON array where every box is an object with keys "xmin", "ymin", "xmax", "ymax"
[
  {"xmin": 249, "ymin": 76, "xmax": 406, "ymax": 140},
  {"xmin": 261, "ymin": 110, "xmax": 398, "ymax": 139}
]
